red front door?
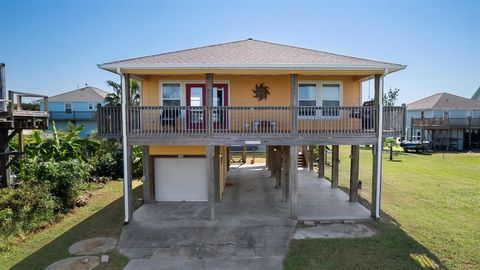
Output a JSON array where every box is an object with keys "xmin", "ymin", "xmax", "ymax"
[{"xmin": 186, "ymin": 84, "xmax": 228, "ymax": 130}]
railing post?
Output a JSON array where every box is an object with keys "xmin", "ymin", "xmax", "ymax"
[
  {"xmin": 468, "ymin": 116, "xmax": 472, "ymax": 150},
  {"xmin": 206, "ymin": 73, "xmax": 213, "ymax": 135},
  {"xmin": 402, "ymin": 104, "xmax": 407, "ymax": 139},
  {"xmin": 0, "ymin": 63, "xmax": 5, "ymax": 112},
  {"xmin": 290, "ymin": 74, "xmax": 298, "ymax": 135}
]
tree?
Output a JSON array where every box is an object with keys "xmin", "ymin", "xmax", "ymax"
[
  {"xmin": 104, "ymin": 79, "xmax": 140, "ymax": 106},
  {"xmin": 384, "ymin": 137, "xmax": 398, "ymax": 161},
  {"xmin": 383, "ymin": 87, "xmax": 400, "ymax": 106}
]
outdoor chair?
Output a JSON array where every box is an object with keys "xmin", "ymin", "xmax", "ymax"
[{"xmin": 161, "ymin": 108, "xmax": 180, "ymax": 128}]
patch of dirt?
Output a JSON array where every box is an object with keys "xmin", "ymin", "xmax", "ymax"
[{"xmin": 75, "ymin": 192, "xmax": 93, "ymax": 207}]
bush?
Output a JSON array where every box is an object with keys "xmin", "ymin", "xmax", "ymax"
[
  {"xmin": 23, "ymin": 159, "xmax": 91, "ymax": 211},
  {"xmin": 91, "ymin": 143, "xmax": 143, "ymax": 180},
  {"xmin": 0, "ymin": 184, "xmax": 57, "ymax": 251},
  {"xmin": 92, "ymin": 151, "xmax": 123, "ymax": 179}
]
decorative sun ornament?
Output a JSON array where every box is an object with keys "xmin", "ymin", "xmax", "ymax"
[{"xmin": 252, "ymin": 83, "xmax": 270, "ymax": 101}]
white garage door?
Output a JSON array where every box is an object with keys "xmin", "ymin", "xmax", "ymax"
[{"xmin": 154, "ymin": 158, "xmax": 208, "ymax": 201}]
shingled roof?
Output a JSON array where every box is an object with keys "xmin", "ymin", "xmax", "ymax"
[
  {"xmin": 49, "ymin": 86, "xmax": 108, "ymax": 102},
  {"xmin": 471, "ymin": 86, "xmax": 480, "ymax": 101},
  {"xmin": 99, "ymin": 39, "xmax": 405, "ymax": 73},
  {"xmin": 407, "ymin": 92, "xmax": 480, "ymax": 110}
]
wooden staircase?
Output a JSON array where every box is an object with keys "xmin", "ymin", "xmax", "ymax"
[{"xmin": 297, "ymin": 151, "xmax": 306, "ymax": 168}]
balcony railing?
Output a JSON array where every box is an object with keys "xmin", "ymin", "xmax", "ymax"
[
  {"xmin": 97, "ymin": 107, "xmax": 122, "ymax": 138},
  {"xmin": 49, "ymin": 111, "xmax": 97, "ymax": 121},
  {"xmin": 98, "ymin": 106, "xmax": 405, "ymax": 140},
  {"xmin": 411, "ymin": 117, "xmax": 480, "ymax": 129}
]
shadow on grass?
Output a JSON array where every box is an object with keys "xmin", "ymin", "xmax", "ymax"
[
  {"xmin": 322, "ymin": 185, "xmax": 446, "ymax": 270},
  {"xmin": 284, "ymin": 218, "xmax": 445, "ymax": 270},
  {"xmin": 386, "ymin": 159, "xmax": 403, "ymax": 162},
  {"xmin": 11, "ymin": 185, "xmax": 143, "ymax": 270}
]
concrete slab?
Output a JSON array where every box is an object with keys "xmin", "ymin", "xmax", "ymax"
[
  {"xmin": 293, "ymin": 223, "xmax": 377, "ymax": 239},
  {"xmin": 100, "ymin": 255, "xmax": 110, "ymax": 263},
  {"xmin": 119, "ymin": 164, "xmax": 372, "ymax": 269},
  {"xmin": 45, "ymin": 256, "xmax": 99, "ymax": 270},
  {"xmin": 124, "ymin": 257, "xmax": 283, "ymax": 270},
  {"xmin": 68, "ymin": 237, "xmax": 117, "ymax": 255},
  {"xmin": 120, "ymin": 164, "xmax": 295, "ymax": 270},
  {"xmin": 298, "ymin": 169, "xmax": 371, "ymax": 221}
]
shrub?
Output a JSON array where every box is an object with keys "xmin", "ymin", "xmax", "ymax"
[
  {"xmin": 92, "ymin": 151, "xmax": 123, "ymax": 179},
  {"xmin": 23, "ymin": 159, "xmax": 91, "ymax": 211},
  {"xmin": 132, "ymin": 145, "xmax": 143, "ymax": 178},
  {"xmin": 0, "ymin": 184, "xmax": 57, "ymax": 251},
  {"xmin": 91, "ymin": 143, "xmax": 143, "ymax": 180}
]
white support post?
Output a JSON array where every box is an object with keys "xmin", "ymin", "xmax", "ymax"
[
  {"xmin": 120, "ymin": 70, "xmax": 132, "ymax": 224},
  {"xmin": 371, "ymin": 70, "xmax": 387, "ymax": 219},
  {"xmin": 375, "ymin": 71, "xmax": 385, "ymax": 218}
]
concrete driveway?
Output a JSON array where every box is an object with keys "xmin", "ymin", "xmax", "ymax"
[{"xmin": 120, "ymin": 164, "xmax": 296, "ymax": 270}]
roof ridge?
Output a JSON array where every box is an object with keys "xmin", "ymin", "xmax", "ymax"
[
  {"xmin": 471, "ymin": 86, "xmax": 480, "ymax": 100},
  {"xmin": 90, "ymin": 86, "xmax": 109, "ymax": 95},
  {"xmin": 408, "ymin": 91, "xmax": 480, "ymax": 109},
  {"xmin": 100, "ymin": 38, "xmax": 253, "ymax": 66},
  {"xmin": 49, "ymin": 86, "xmax": 107, "ymax": 99},
  {"xmin": 431, "ymin": 92, "xmax": 447, "ymax": 108}
]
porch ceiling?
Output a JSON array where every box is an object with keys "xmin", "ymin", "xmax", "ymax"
[{"xmin": 116, "ymin": 68, "xmax": 385, "ymax": 80}]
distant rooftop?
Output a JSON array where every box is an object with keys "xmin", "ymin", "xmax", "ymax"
[
  {"xmin": 471, "ymin": 86, "xmax": 480, "ymax": 101},
  {"xmin": 407, "ymin": 92, "xmax": 480, "ymax": 110},
  {"xmin": 49, "ymin": 86, "xmax": 108, "ymax": 102}
]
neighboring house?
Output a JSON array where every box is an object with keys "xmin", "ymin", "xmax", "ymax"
[
  {"xmin": 406, "ymin": 92, "xmax": 480, "ymax": 151},
  {"xmin": 96, "ymin": 39, "xmax": 406, "ymax": 223},
  {"xmin": 472, "ymin": 86, "xmax": 480, "ymax": 101},
  {"xmin": 42, "ymin": 86, "xmax": 108, "ymax": 136}
]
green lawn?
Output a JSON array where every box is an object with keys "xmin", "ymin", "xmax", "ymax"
[
  {"xmin": 0, "ymin": 180, "xmax": 142, "ymax": 270},
  {"xmin": 285, "ymin": 147, "xmax": 480, "ymax": 270},
  {"xmin": 1, "ymin": 148, "xmax": 478, "ymax": 270}
]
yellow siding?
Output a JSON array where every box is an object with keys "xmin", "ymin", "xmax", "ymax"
[
  {"xmin": 149, "ymin": 145, "xmax": 206, "ymax": 155},
  {"xmin": 140, "ymin": 74, "xmax": 360, "ymax": 106}
]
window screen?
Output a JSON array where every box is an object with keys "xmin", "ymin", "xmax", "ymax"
[
  {"xmin": 162, "ymin": 83, "xmax": 181, "ymax": 106},
  {"xmin": 299, "ymin": 84, "xmax": 317, "ymax": 116},
  {"xmin": 321, "ymin": 84, "xmax": 340, "ymax": 116}
]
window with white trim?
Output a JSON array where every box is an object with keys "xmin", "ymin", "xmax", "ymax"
[
  {"xmin": 88, "ymin": 103, "xmax": 93, "ymax": 110},
  {"xmin": 321, "ymin": 83, "xmax": 341, "ymax": 116},
  {"xmin": 298, "ymin": 83, "xmax": 317, "ymax": 116},
  {"xmin": 162, "ymin": 83, "xmax": 181, "ymax": 106}
]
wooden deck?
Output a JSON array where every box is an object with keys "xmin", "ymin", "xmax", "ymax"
[
  {"xmin": 411, "ymin": 117, "xmax": 480, "ymax": 129},
  {"xmin": 97, "ymin": 105, "xmax": 405, "ymax": 144},
  {"xmin": 0, "ymin": 88, "xmax": 49, "ymax": 187}
]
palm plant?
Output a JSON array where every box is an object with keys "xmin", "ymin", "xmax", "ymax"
[{"xmin": 104, "ymin": 79, "xmax": 140, "ymax": 106}]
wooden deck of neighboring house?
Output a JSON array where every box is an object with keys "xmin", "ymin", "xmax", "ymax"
[{"xmin": 0, "ymin": 64, "xmax": 49, "ymax": 187}]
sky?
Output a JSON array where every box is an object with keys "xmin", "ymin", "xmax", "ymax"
[{"xmin": 0, "ymin": 0, "xmax": 479, "ymax": 104}]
